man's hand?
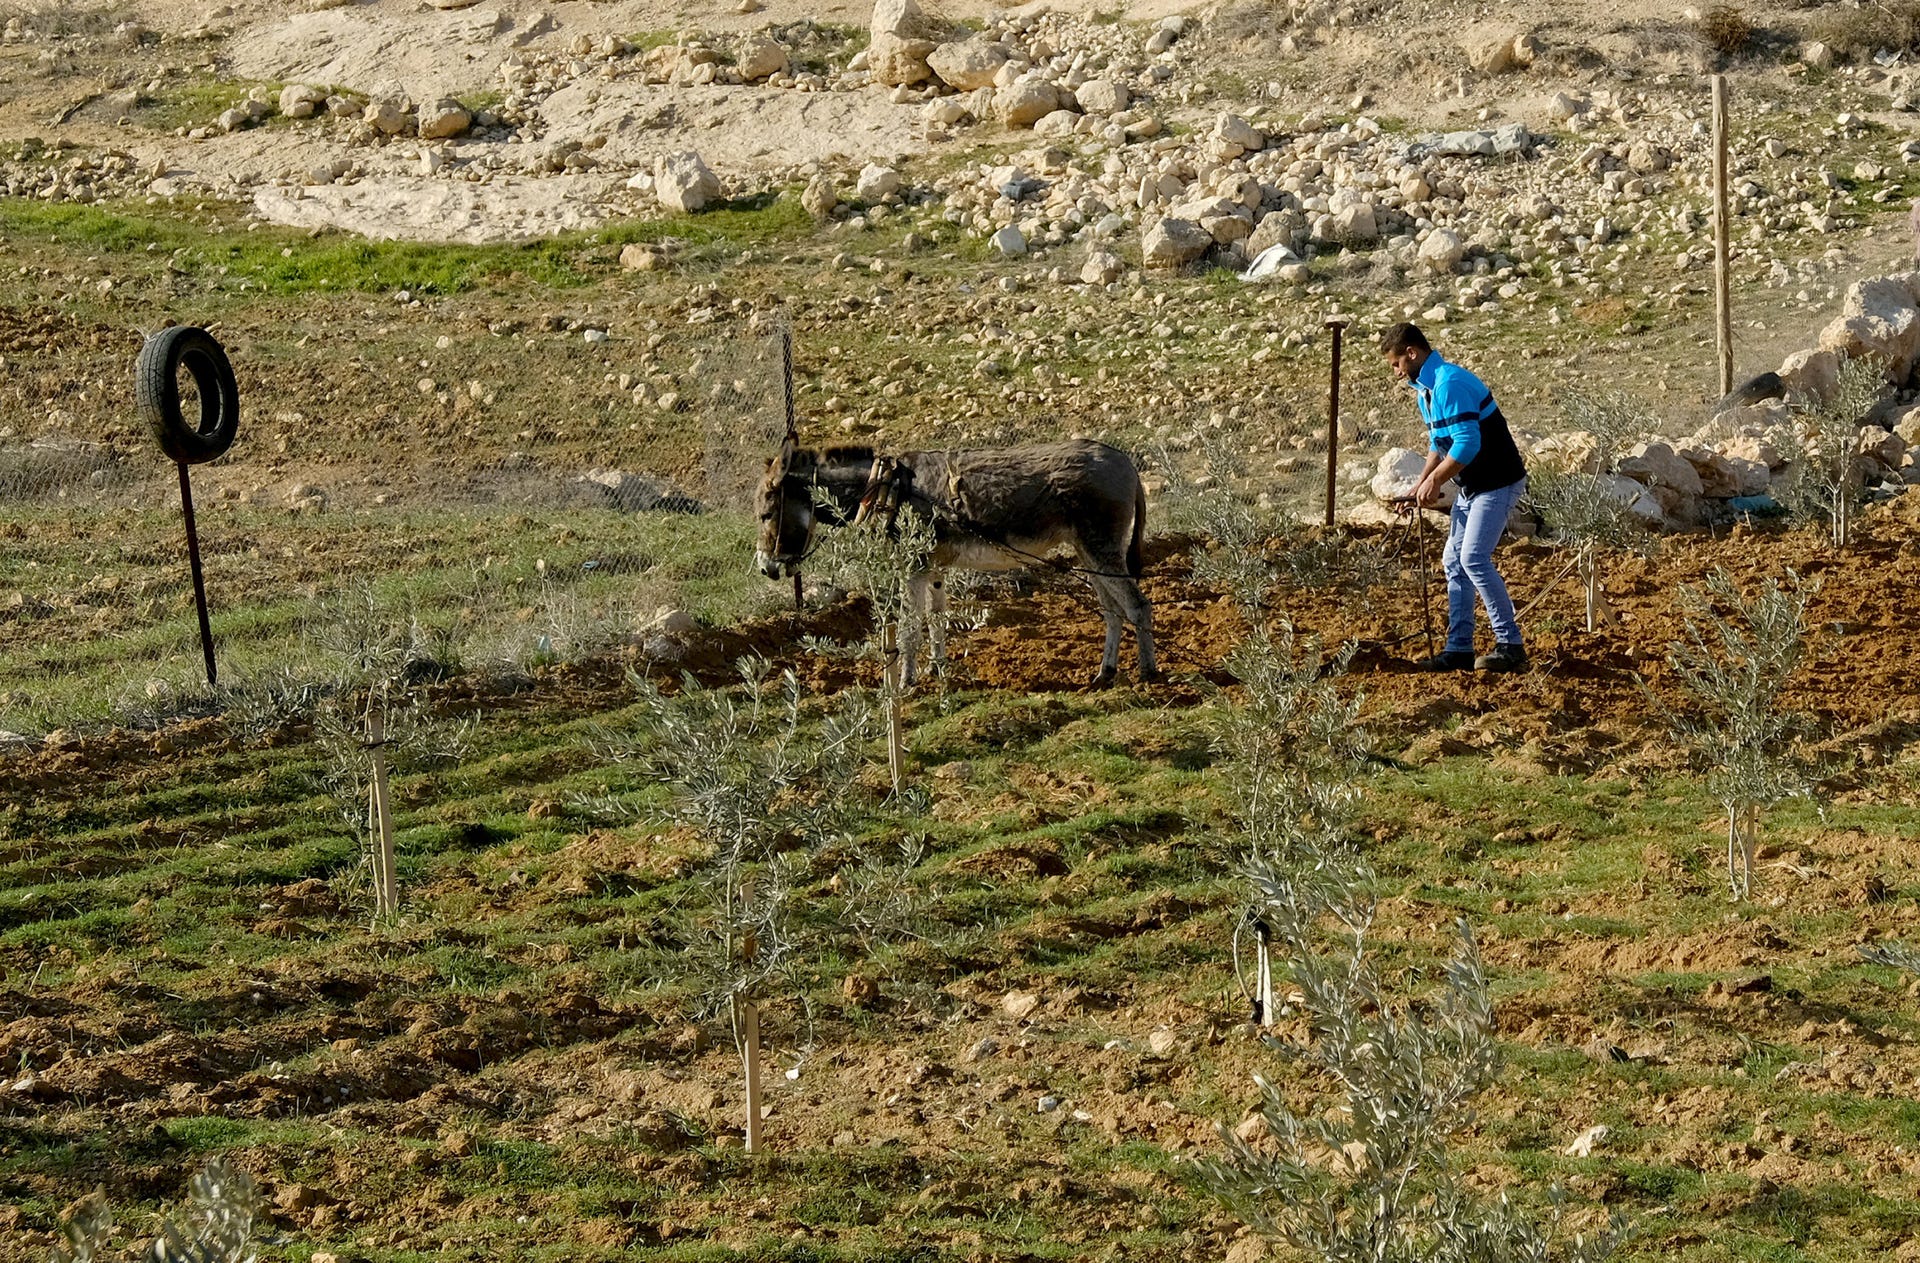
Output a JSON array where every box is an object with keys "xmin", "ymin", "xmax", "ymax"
[{"xmin": 1411, "ymin": 476, "xmax": 1442, "ymax": 509}]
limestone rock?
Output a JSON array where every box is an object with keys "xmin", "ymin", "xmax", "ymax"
[
  {"xmin": 1075, "ymin": 77, "xmax": 1128, "ymax": 116},
  {"xmin": 1214, "ymin": 112, "xmax": 1264, "ymax": 151},
  {"xmin": 927, "ymin": 38, "xmax": 1007, "ymax": 90},
  {"xmin": 1860, "ymin": 425, "xmax": 1907, "ymax": 473},
  {"xmin": 1626, "ymin": 141, "xmax": 1669, "ymax": 174},
  {"xmin": 1890, "ymin": 402, "xmax": 1920, "ymax": 446},
  {"xmin": 1247, "ymin": 208, "xmax": 1305, "ymax": 258},
  {"xmin": 1679, "ymin": 446, "xmax": 1743, "ymax": 498},
  {"xmin": 997, "ymin": 78, "xmax": 1059, "ymax": 128},
  {"xmin": 1721, "ymin": 454, "xmax": 1770, "ymax": 495},
  {"xmin": 923, "ymin": 96, "xmax": 970, "ymax": 127},
  {"xmin": 654, "ymin": 150, "xmax": 721, "ymax": 213},
  {"xmin": 1618, "ymin": 441, "xmax": 1704, "ymax": 497},
  {"xmin": 1327, "ymin": 196, "xmax": 1378, "ymax": 245},
  {"xmin": 1530, "ymin": 431, "xmax": 1600, "ymax": 475},
  {"xmin": 1723, "ymin": 434, "xmax": 1786, "ymax": 472},
  {"xmin": 279, "ymin": 84, "xmax": 327, "ymax": 118},
  {"xmin": 1371, "ymin": 447, "xmax": 1456, "ymax": 508},
  {"xmin": 871, "ymin": 0, "xmax": 926, "ymax": 39},
  {"xmin": 801, "ymin": 174, "xmax": 838, "ymax": 218},
  {"xmin": 1776, "ymin": 347, "xmax": 1842, "ymax": 403},
  {"xmin": 737, "ymin": 36, "xmax": 788, "ymax": 81},
  {"xmin": 1548, "ymin": 91, "xmax": 1585, "ymax": 121},
  {"xmin": 1419, "ymin": 228, "xmax": 1466, "ymax": 271},
  {"xmin": 1818, "ymin": 273, "xmax": 1920, "ymax": 384},
  {"xmin": 1032, "ymin": 108, "xmax": 1078, "ymax": 136},
  {"xmin": 1427, "ymin": 123, "xmax": 1531, "ymax": 157},
  {"xmin": 1604, "ymin": 473, "xmax": 1666, "ymax": 527},
  {"xmin": 364, "ymin": 96, "xmax": 411, "ymax": 135},
  {"xmin": 1649, "ymin": 483, "xmax": 1704, "ymax": 527},
  {"xmin": 1141, "ymin": 216, "xmax": 1211, "ymax": 267},
  {"xmin": 868, "ymin": 32, "xmax": 936, "ymax": 86},
  {"xmin": 417, "ymin": 98, "xmax": 471, "ymax": 140},
  {"xmin": 990, "ymin": 224, "xmax": 1027, "ymax": 256},
  {"xmin": 1081, "ymin": 250, "xmax": 1123, "ymax": 285},
  {"xmin": 618, "ymin": 243, "xmax": 667, "ymax": 270},
  {"xmin": 856, "ymin": 164, "xmax": 900, "ymax": 202},
  {"xmin": 1465, "ymin": 24, "xmax": 1524, "ymax": 75}
]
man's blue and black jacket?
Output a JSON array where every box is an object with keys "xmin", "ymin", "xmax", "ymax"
[{"xmin": 1409, "ymin": 351, "xmax": 1527, "ymax": 495}]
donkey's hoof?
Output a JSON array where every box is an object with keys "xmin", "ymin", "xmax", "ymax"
[
  {"xmin": 1089, "ymin": 667, "xmax": 1117, "ymax": 689},
  {"xmin": 1138, "ymin": 668, "xmax": 1165, "ymax": 685}
]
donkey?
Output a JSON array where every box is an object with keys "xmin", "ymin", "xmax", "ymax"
[{"xmin": 754, "ymin": 439, "xmax": 1157, "ymax": 687}]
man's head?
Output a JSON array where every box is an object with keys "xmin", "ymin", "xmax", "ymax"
[{"xmin": 1380, "ymin": 322, "xmax": 1430, "ymax": 383}]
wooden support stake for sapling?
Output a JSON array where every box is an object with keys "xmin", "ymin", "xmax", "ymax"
[
  {"xmin": 367, "ymin": 700, "xmax": 399, "ymax": 918},
  {"xmin": 882, "ymin": 619, "xmax": 906, "ymax": 795},
  {"xmin": 737, "ymin": 994, "xmax": 763, "ymax": 1154}
]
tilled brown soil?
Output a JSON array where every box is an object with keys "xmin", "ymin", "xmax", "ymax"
[{"xmin": 5, "ymin": 511, "xmax": 1920, "ymax": 1259}]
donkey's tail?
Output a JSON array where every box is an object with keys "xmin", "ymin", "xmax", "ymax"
[{"xmin": 1128, "ymin": 477, "xmax": 1147, "ymax": 578}]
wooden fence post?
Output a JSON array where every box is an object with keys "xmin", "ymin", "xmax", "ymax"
[{"xmin": 1712, "ymin": 74, "xmax": 1734, "ymax": 398}]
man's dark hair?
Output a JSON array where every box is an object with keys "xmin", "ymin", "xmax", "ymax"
[{"xmin": 1379, "ymin": 322, "xmax": 1430, "ymax": 355}]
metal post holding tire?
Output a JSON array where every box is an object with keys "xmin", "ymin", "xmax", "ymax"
[{"xmin": 136, "ymin": 326, "xmax": 240, "ymax": 687}]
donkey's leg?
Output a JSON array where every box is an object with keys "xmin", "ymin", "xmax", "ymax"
[
  {"xmin": 1086, "ymin": 574, "xmax": 1127, "ymax": 688},
  {"xmin": 1116, "ymin": 575, "xmax": 1159, "ymax": 681}
]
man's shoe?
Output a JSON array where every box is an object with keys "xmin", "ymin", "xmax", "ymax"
[
  {"xmin": 1475, "ymin": 643, "xmax": 1528, "ymax": 673},
  {"xmin": 1416, "ymin": 650, "xmax": 1476, "ymax": 672}
]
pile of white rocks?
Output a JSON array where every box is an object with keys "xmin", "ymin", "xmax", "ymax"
[{"xmin": 0, "ymin": 139, "xmax": 154, "ymax": 203}]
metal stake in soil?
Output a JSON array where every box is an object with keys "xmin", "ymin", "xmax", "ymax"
[
  {"xmin": 176, "ymin": 461, "xmax": 218, "ymax": 687},
  {"xmin": 1324, "ymin": 320, "xmax": 1348, "ymax": 527}
]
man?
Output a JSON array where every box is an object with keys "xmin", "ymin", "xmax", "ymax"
[{"xmin": 1381, "ymin": 322, "xmax": 1528, "ymax": 673}]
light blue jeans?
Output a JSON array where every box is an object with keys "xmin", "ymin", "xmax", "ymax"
[{"xmin": 1443, "ymin": 478, "xmax": 1525, "ymax": 654}]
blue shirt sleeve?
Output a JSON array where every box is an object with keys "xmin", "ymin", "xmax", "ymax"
[{"xmin": 1427, "ymin": 367, "xmax": 1491, "ymax": 466}]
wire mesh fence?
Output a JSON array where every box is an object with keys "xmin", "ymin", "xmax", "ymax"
[{"xmin": 0, "ymin": 315, "xmax": 1426, "ymax": 740}]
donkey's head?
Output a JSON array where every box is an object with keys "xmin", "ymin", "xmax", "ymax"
[{"xmin": 753, "ymin": 440, "xmax": 813, "ymax": 579}]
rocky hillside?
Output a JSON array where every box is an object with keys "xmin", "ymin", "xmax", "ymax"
[{"xmin": 2, "ymin": 0, "xmax": 1920, "ymax": 522}]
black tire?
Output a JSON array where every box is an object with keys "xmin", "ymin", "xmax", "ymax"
[{"xmin": 136, "ymin": 326, "xmax": 239, "ymax": 464}]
